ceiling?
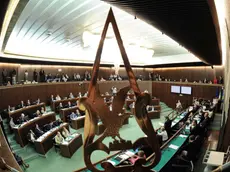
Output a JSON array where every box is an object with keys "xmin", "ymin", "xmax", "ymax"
[
  {"xmin": 103, "ymin": 0, "xmax": 222, "ymax": 65},
  {"xmin": 0, "ymin": 0, "xmax": 221, "ymax": 66}
]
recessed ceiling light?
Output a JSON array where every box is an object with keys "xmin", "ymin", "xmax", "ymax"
[{"xmin": 47, "ymin": 31, "xmax": 52, "ymax": 36}]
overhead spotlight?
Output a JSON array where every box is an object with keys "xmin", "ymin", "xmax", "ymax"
[
  {"xmin": 46, "ymin": 31, "xmax": 52, "ymax": 36},
  {"xmin": 66, "ymin": 38, "xmax": 71, "ymax": 42}
]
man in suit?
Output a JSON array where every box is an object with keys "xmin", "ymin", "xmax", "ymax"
[
  {"xmin": 18, "ymin": 100, "xmax": 25, "ymax": 109},
  {"xmin": 18, "ymin": 113, "xmax": 28, "ymax": 124},
  {"xmin": 2, "ymin": 69, "xmax": 7, "ymax": 85},
  {"xmin": 70, "ymin": 111, "xmax": 78, "ymax": 120},
  {"xmin": 34, "ymin": 124, "xmax": 44, "ymax": 137},
  {"xmin": 52, "ymin": 119, "xmax": 62, "ymax": 127},
  {"xmin": 164, "ymin": 116, "xmax": 172, "ymax": 136},
  {"xmin": 190, "ymin": 120, "xmax": 201, "ymax": 136}
]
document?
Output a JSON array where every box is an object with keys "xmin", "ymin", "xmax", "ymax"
[
  {"xmin": 179, "ymin": 134, "xmax": 187, "ymax": 138},
  {"xmin": 169, "ymin": 144, "xmax": 179, "ymax": 150}
]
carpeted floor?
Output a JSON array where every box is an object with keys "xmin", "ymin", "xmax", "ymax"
[{"xmin": 3, "ymin": 103, "xmax": 173, "ymax": 172}]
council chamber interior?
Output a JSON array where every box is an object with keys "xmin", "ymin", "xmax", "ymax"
[{"xmin": 0, "ymin": 0, "xmax": 230, "ymax": 172}]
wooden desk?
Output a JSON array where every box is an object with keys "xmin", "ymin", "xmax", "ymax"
[
  {"xmin": 0, "ymin": 127, "xmax": 22, "ymax": 172},
  {"xmin": 8, "ymin": 103, "xmax": 46, "ymax": 122},
  {"xmin": 34, "ymin": 123, "xmax": 69, "ymax": 155},
  {"xmin": 148, "ymin": 111, "xmax": 161, "ymax": 119},
  {"xmin": 71, "ymin": 116, "xmax": 85, "ymax": 130},
  {"xmin": 152, "ymin": 99, "xmax": 160, "ymax": 106},
  {"xmin": 60, "ymin": 106, "xmax": 78, "ymax": 122},
  {"xmin": 60, "ymin": 133, "xmax": 83, "ymax": 158},
  {"xmin": 51, "ymin": 98, "xmax": 78, "ymax": 112},
  {"xmin": 13, "ymin": 112, "xmax": 56, "ymax": 147}
]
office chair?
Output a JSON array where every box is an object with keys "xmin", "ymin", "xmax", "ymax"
[{"xmin": 172, "ymin": 155, "xmax": 194, "ymax": 172}]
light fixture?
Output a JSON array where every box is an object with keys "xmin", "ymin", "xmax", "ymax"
[{"xmin": 46, "ymin": 31, "xmax": 52, "ymax": 36}]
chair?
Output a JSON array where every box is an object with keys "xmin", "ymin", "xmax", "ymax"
[
  {"xmin": 172, "ymin": 155, "xmax": 194, "ymax": 172},
  {"xmin": 53, "ymin": 138, "xmax": 60, "ymax": 153}
]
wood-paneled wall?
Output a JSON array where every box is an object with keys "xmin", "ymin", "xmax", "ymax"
[
  {"xmin": 1, "ymin": 63, "xmax": 223, "ymax": 84},
  {"xmin": 152, "ymin": 66, "xmax": 223, "ymax": 82},
  {"xmin": 0, "ymin": 81, "xmax": 222, "ymax": 110},
  {"xmin": 0, "ymin": 63, "xmax": 151, "ymax": 84},
  {"xmin": 152, "ymin": 81, "xmax": 222, "ymax": 108}
]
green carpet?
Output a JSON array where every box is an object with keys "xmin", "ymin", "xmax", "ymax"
[{"xmin": 4, "ymin": 103, "xmax": 172, "ymax": 172}]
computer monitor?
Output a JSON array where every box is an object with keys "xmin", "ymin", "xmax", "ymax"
[
  {"xmin": 171, "ymin": 85, "xmax": 180, "ymax": 93},
  {"xmin": 181, "ymin": 86, "xmax": 192, "ymax": 95}
]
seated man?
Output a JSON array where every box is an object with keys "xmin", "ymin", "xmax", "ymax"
[
  {"xmin": 178, "ymin": 135, "xmax": 199, "ymax": 160},
  {"xmin": 52, "ymin": 119, "xmax": 63, "ymax": 127},
  {"xmin": 57, "ymin": 102, "xmax": 64, "ymax": 111},
  {"xmin": 9, "ymin": 117, "xmax": 16, "ymax": 129},
  {"xmin": 43, "ymin": 123, "xmax": 52, "ymax": 132},
  {"xmin": 157, "ymin": 126, "xmax": 168, "ymax": 143},
  {"xmin": 200, "ymin": 112, "xmax": 210, "ymax": 128},
  {"xmin": 55, "ymin": 132, "xmax": 64, "ymax": 145},
  {"xmin": 18, "ymin": 113, "xmax": 28, "ymax": 124},
  {"xmin": 27, "ymin": 130, "xmax": 36, "ymax": 143},
  {"xmin": 69, "ymin": 92, "xmax": 74, "ymax": 98},
  {"xmin": 65, "ymin": 101, "xmax": 72, "ymax": 108},
  {"xmin": 12, "ymin": 152, "xmax": 29, "ymax": 169},
  {"xmin": 190, "ymin": 120, "xmax": 201, "ymax": 136},
  {"xmin": 18, "ymin": 100, "xmax": 25, "ymax": 109},
  {"xmin": 62, "ymin": 127, "xmax": 70, "ymax": 138},
  {"xmin": 27, "ymin": 99, "xmax": 31, "ymax": 106},
  {"xmin": 56, "ymin": 95, "xmax": 61, "ymax": 101},
  {"xmin": 41, "ymin": 107, "xmax": 46, "ymax": 114},
  {"xmin": 51, "ymin": 95, "xmax": 55, "ymax": 101},
  {"xmin": 78, "ymin": 92, "xmax": 82, "ymax": 98},
  {"xmin": 70, "ymin": 111, "xmax": 78, "ymax": 120},
  {"xmin": 34, "ymin": 124, "xmax": 44, "ymax": 137}
]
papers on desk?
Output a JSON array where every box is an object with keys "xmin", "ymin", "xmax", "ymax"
[
  {"xmin": 119, "ymin": 154, "xmax": 129, "ymax": 160},
  {"xmin": 62, "ymin": 141, "xmax": 69, "ymax": 145},
  {"xmin": 171, "ymin": 122, "xmax": 176, "ymax": 126},
  {"xmin": 179, "ymin": 134, "xmax": 187, "ymax": 138},
  {"xmin": 169, "ymin": 144, "xmax": 179, "ymax": 150},
  {"xmin": 174, "ymin": 119, "xmax": 180, "ymax": 123},
  {"xmin": 125, "ymin": 150, "xmax": 135, "ymax": 157},
  {"xmin": 159, "ymin": 122, "xmax": 164, "ymax": 126},
  {"xmin": 107, "ymin": 160, "xmax": 116, "ymax": 165}
]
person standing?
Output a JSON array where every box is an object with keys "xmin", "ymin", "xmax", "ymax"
[
  {"xmin": 11, "ymin": 69, "xmax": 17, "ymax": 85},
  {"xmin": 39, "ymin": 69, "xmax": 43, "ymax": 82},
  {"xmin": 33, "ymin": 69, "xmax": 38, "ymax": 82},
  {"xmin": 24, "ymin": 70, "xmax": 29, "ymax": 81},
  {"xmin": 2, "ymin": 69, "xmax": 7, "ymax": 85}
]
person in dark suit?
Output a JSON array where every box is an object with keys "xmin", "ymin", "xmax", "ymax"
[
  {"xmin": 190, "ymin": 120, "xmax": 201, "ymax": 136},
  {"xmin": 33, "ymin": 69, "xmax": 38, "ymax": 82},
  {"xmin": 200, "ymin": 112, "xmax": 210, "ymax": 128},
  {"xmin": 34, "ymin": 124, "xmax": 44, "ymax": 137},
  {"xmin": 164, "ymin": 116, "xmax": 172, "ymax": 136},
  {"xmin": 43, "ymin": 123, "xmax": 52, "ymax": 132},
  {"xmin": 179, "ymin": 135, "xmax": 199, "ymax": 160},
  {"xmin": 65, "ymin": 101, "xmax": 72, "ymax": 108},
  {"xmin": 17, "ymin": 100, "xmax": 25, "ymax": 109},
  {"xmin": 2, "ymin": 69, "xmax": 7, "ymax": 85},
  {"xmin": 52, "ymin": 119, "xmax": 62, "ymax": 127},
  {"xmin": 57, "ymin": 102, "xmax": 63, "ymax": 112},
  {"xmin": 18, "ymin": 113, "xmax": 28, "ymax": 124}
]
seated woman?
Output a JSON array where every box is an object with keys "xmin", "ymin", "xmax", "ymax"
[
  {"xmin": 27, "ymin": 130, "xmax": 36, "ymax": 143},
  {"xmin": 128, "ymin": 150, "xmax": 146, "ymax": 165},
  {"xmin": 55, "ymin": 132, "xmax": 64, "ymax": 145},
  {"xmin": 62, "ymin": 127, "xmax": 70, "ymax": 138}
]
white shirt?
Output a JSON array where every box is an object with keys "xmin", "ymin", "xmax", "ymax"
[{"xmin": 158, "ymin": 130, "xmax": 168, "ymax": 141}]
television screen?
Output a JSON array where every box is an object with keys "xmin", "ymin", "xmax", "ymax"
[
  {"xmin": 171, "ymin": 85, "xmax": 180, "ymax": 93},
  {"xmin": 181, "ymin": 86, "xmax": 192, "ymax": 95}
]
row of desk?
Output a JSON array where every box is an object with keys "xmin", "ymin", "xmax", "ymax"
[
  {"xmin": 51, "ymin": 97, "xmax": 78, "ymax": 112},
  {"xmin": 13, "ymin": 112, "xmax": 56, "ymax": 147},
  {"xmin": 8, "ymin": 103, "xmax": 46, "ymax": 122}
]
